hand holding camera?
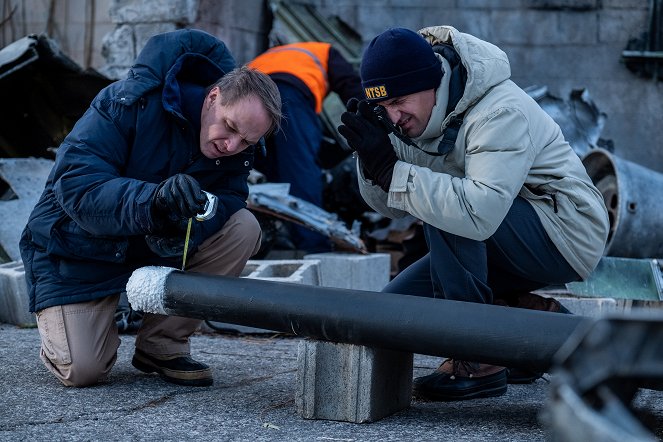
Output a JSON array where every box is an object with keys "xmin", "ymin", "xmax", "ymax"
[{"xmin": 338, "ymin": 99, "xmax": 398, "ymax": 192}]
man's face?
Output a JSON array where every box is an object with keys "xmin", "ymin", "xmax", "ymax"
[
  {"xmin": 377, "ymin": 88, "xmax": 436, "ymax": 138},
  {"xmin": 199, "ymin": 87, "xmax": 271, "ymax": 159}
]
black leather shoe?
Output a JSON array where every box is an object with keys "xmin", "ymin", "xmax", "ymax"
[
  {"xmin": 506, "ymin": 367, "xmax": 543, "ymax": 384},
  {"xmin": 500, "ymin": 293, "xmax": 569, "ymax": 383},
  {"xmin": 132, "ymin": 349, "xmax": 213, "ymax": 387},
  {"xmin": 413, "ymin": 360, "xmax": 508, "ymax": 401}
]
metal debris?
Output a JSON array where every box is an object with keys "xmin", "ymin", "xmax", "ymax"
[
  {"xmin": 543, "ymin": 312, "xmax": 663, "ymax": 441},
  {"xmin": 525, "ymin": 86, "xmax": 607, "ymax": 157},
  {"xmin": 0, "ymin": 34, "xmax": 112, "ymax": 158},
  {"xmin": 248, "ymin": 183, "xmax": 366, "ymax": 253}
]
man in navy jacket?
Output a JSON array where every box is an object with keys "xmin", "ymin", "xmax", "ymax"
[{"xmin": 19, "ymin": 29, "xmax": 282, "ymax": 387}]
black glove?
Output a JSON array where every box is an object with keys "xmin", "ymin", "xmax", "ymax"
[
  {"xmin": 338, "ymin": 100, "xmax": 398, "ymax": 192},
  {"xmin": 346, "ymin": 97, "xmax": 360, "ymax": 113},
  {"xmin": 152, "ymin": 174, "xmax": 207, "ymax": 220}
]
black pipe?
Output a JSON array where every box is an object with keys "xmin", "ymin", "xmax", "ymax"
[{"xmin": 127, "ymin": 267, "xmax": 588, "ymax": 372}]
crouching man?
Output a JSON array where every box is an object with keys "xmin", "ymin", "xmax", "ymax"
[
  {"xmin": 338, "ymin": 26, "xmax": 608, "ymax": 400},
  {"xmin": 20, "ymin": 29, "xmax": 281, "ymax": 387}
]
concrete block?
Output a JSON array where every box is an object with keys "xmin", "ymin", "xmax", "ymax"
[
  {"xmin": 0, "ymin": 261, "xmax": 34, "ymax": 326},
  {"xmin": 296, "ymin": 339, "xmax": 413, "ymax": 423},
  {"xmin": 558, "ymin": 11, "xmax": 599, "ymax": 45},
  {"xmin": 493, "ymin": 10, "xmax": 559, "ymax": 45},
  {"xmin": 528, "ymin": 0, "xmax": 599, "ymax": 9},
  {"xmin": 601, "ymin": 0, "xmax": 646, "ymax": 8},
  {"xmin": 459, "ymin": 0, "xmax": 527, "ymax": 8},
  {"xmin": 304, "ymin": 252, "xmax": 390, "ymax": 291},
  {"xmin": 134, "ymin": 23, "xmax": 178, "ymax": 52},
  {"xmin": 203, "ymin": 259, "xmax": 321, "ymax": 334},
  {"xmin": 598, "ymin": 9, "xmax": 648, "ymax": 44},
  {"xmin": 241, "ymin": 259, "xmax": 320, "ymax": 285},
  {"xmin": 219, "ymin": 0, "xmax": 268, "ymax": 28},
  {"xmin": 109, "ymin": 0, "xmax": 198, "ymax": 24},
  {"xmin": 441, "ymin": 10, "xmax": 493, "ymax": 40},
  {"xmin": 100, "ymin": 24, "xmax": 136, "ymax": 77}
]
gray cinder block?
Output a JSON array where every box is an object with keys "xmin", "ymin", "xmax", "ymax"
[
  {"xmin": 296, "ymin": 339, "xmax": 413, "ymax": 423},
  {"xmin": 109, "ymin": 0, "xmax": 197, "ymax": 24},
  {"xmin": 204, "ymin": 259, "xmax": 321, "ymax": 334},
  {"xmin": 0, "ymin": 261, "xmax": 34, "ymax": 326},
  {"xmin": 304, "ymin": 252, "xmax": 390, "ymax": 291},
  {"xmin": 242, "ymin": 259, "xmax": 320, "ymax": 285}
]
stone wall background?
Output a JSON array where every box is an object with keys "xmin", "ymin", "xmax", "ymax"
[
  {"xmin": 307, "ymin": 0, "xmax": 660, "ymax": 172},
  {"xmin": 0, "ymin": 0, "xmax": 114, "ymax": 68},
  {"xmin": 1, "ymin": 0, "xmax": 660, "ymax": 171}
]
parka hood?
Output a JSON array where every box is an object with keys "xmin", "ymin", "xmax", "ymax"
[
  {"xmin": 419, "ymin": 26, "xmax": 511, "ymax": 116},
  {"xmin": 118, "ymin": 29, "xmax": 236, "ymax": 106}
]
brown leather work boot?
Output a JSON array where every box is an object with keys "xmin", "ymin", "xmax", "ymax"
[
  {"xmin": 413, "ymin": 358, "xmax": 507, "ymax": 401},
  {"xmin": 494, "ymin": 291, "xmax": 570, "ymax": 313},
  {"xmin": 132, "ymin": 349, "xmax": 213, "ymax": 387},
  {"xmin": 513, "ymin": 292, "xmax": 571, "ymax": 313}
]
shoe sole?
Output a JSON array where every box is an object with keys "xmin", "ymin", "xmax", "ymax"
[
  {"xmin": 507, "ymin": 374, "xmax": 541, "ymax": 384},
  {"xmin": 413, "ymin": 378, "xmax": 508, "ymax": 401},
  {"xmin": 506, "ymin": 368, "xmax": 544, "ymax": 384},
  {"xmin": 132, "ymin": 353, "xmax": 213, "ymax": 387}
]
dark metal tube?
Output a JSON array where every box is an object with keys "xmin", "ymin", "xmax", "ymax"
[
  {"xmin": 153, "ymin": 269, "xmax": 587, "ymax": 372},
  {"xmin": 582, "ymin": 148, "xmax": 663, "ymax": 258}
]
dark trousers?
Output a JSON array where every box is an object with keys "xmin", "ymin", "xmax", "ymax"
[
  {"xmin": 254, "ymin": 81, "xmax": 330, "ymax": 252},
  {"xmin": 383, "ymin": 197, "xmax": 580, "ymax": 304}
]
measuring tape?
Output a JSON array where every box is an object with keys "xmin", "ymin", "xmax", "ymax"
[
  {"xmin": 181, "ymin": 218, "xmax": 193, "ymax": 270},
  {"xmin": 181, "ymin": 191, "xmax": 218, "ymax": 271}
]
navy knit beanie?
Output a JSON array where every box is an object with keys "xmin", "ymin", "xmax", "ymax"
[{"xmin": 361, "ymin": 28, "xmax": 442, "ymax": 103}]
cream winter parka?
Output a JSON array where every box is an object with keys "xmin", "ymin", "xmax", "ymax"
[{"xmin": 358, "ymin": 26, "xmax": 609, "ymax": 279}]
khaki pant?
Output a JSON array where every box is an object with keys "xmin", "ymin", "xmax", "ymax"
[{"xmin": 35, "ymin": 209, "xmax": 261, "ymax": 387}]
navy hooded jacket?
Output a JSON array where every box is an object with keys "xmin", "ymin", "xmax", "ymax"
[{"xmin": 20, "ymin": 29, "xmax": 255, "ymax": 312}]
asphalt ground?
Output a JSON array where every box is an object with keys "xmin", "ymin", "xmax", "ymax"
[{"xmin": 1, "ymin": 322, "xmax": 662, "ymax": 441}]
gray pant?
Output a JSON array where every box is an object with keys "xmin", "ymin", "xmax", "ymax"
[{"xmin": 35, "ymin": 209, "xmax": 261, "ymax": 387}]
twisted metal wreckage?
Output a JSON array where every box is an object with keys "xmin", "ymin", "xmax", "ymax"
[{"xmin": 0, "ymin": 30, "xmax": 662, "ymax": 440}]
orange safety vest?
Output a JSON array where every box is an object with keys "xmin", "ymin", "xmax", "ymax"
[{"xmin": 248, "ymin": 42, "xmax": 331, "ymax": 114}]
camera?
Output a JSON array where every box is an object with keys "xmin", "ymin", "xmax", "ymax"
[{"xmin": 368, "ymin": 104, "xmax": 418, "ymax": 148}]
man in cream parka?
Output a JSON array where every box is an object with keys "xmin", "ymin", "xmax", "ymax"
[{"xmin": 338, "ymin": 26, "xmax": 608, "ymax": 401}]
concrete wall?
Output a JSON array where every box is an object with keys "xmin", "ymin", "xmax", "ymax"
[
  {"xmin": 99, "ymin": 0, "xmax": 200, "ymax": 78},
  {"xmin": 0, "ymin": 0, "xmax": 268, "ymax": 73},
  {"xmin": 306, "ymin": 0, "xmax": 662, "ymax": 172},
  {"xmin": 96, "ymin": 0, "xmax": 271, "ymax": 79},
  {"xmin": 0, "ymin": 0, "xmax": 114, "ymax": 69},
  {"xmin": 195, "ymin": 0, "xmax": 271, "ymax": 65}
]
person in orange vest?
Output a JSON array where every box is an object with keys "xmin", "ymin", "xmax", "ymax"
[{"xmin": 249, "ymin": 42, "xmax": 363, "ymax": 252}]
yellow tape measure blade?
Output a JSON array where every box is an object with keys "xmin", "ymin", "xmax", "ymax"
[{"xmin": 181, "ymin": 217, "xmax": 193, "ymax": 270}]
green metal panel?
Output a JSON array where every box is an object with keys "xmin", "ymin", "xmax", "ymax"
[{"xmin": 565, "ymin": 257, "xmax": 663, "ymax": 301}]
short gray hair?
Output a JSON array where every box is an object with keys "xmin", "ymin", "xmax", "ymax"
[{"xmin": 210, "ymin": 66, "xmax": 282, "ymax": 136}]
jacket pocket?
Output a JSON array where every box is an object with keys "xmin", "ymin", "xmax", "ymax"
[
  {"xmin": 48, "ymin": 227, "xmax": 128, "ymax": 264},
  {"xmin": 57, "ymin": 256, "xmax": 131, "ymax": 283},
  {"xmin": 519, "ymin": 185, "xmax": 558, "ymax": 213}
]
